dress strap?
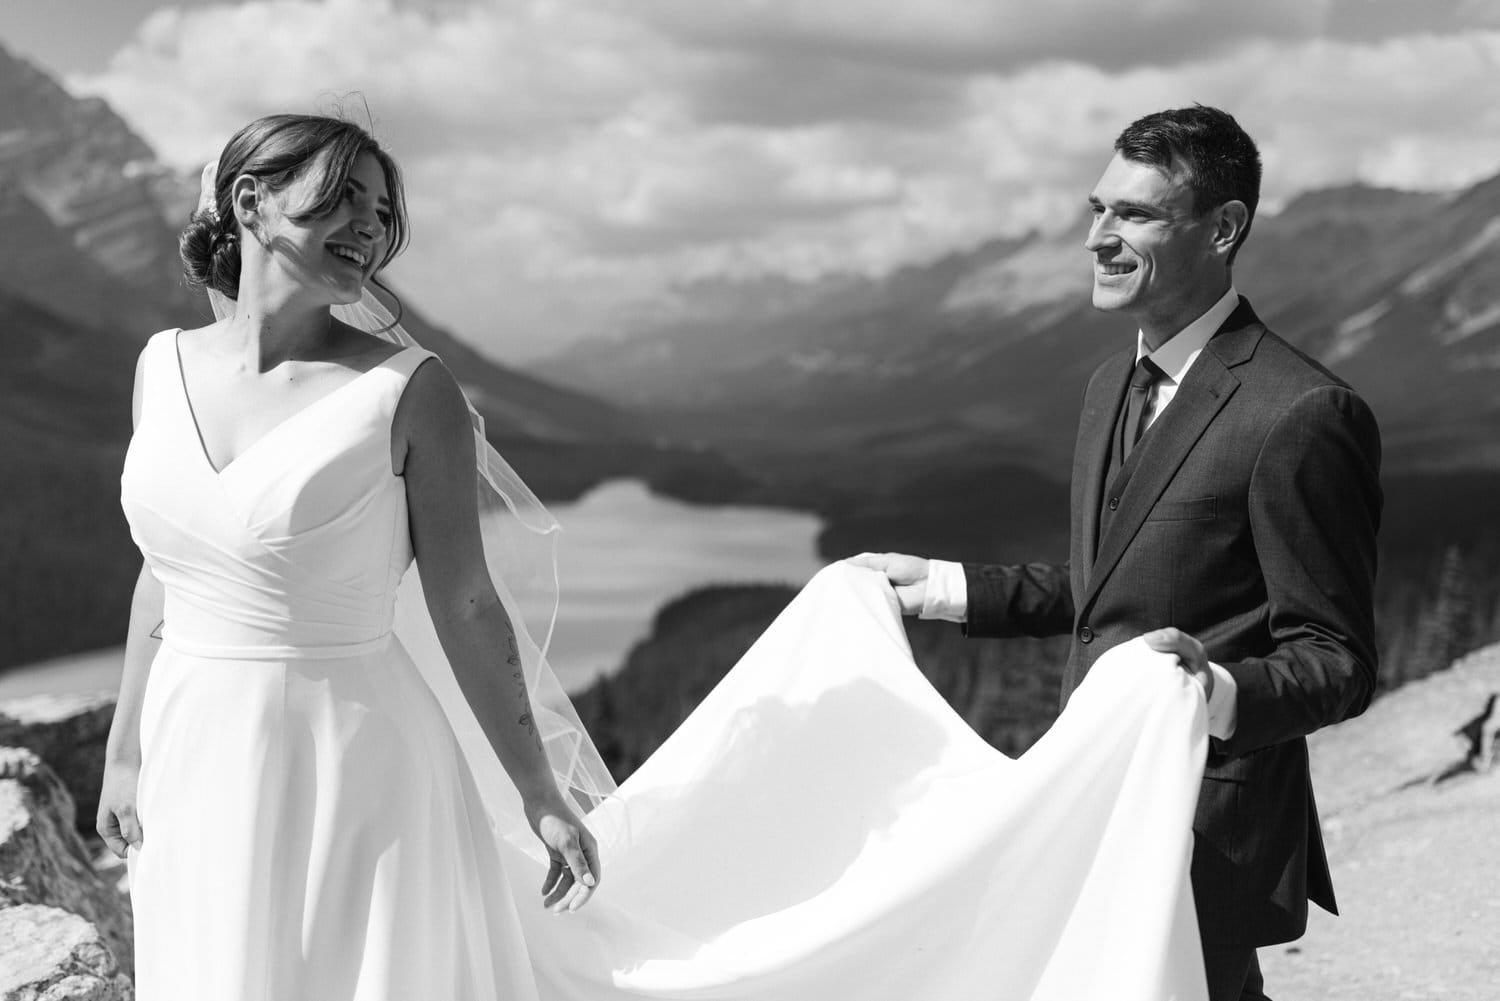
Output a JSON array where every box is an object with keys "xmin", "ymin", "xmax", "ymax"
[
  {"xmin": 382, "ymin": 344, "xmax": 437, "ymax": 382},
  {"xmin": 135, "ymin": 328, "xmax": 186, "ymax": 428},
  {"xmin": 143, "ymin": 328, "xmax": 184, "ymax": 373}
]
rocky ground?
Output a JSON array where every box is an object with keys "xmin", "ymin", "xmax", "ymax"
[
  {"xmin": 0, "ymin": 694, "xmax": 131, "ymax": 1001},
  {"xmin": 1260, "ymin": 645, "xmax": 1500, "ymax": 999}
]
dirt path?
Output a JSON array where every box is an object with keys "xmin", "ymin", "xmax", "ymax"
[{"xmin": 1259, "ymin": 647, "xmax": 1500, "ymax": 999}]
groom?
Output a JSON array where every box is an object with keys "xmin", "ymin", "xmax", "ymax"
[{"xmin": 854, "ymin": 106, "xmax": 1381, "ymax": 1000}]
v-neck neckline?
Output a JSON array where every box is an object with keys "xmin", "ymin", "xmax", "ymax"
[{"xmin": 173, "ymin": 329, "xmax": 414, "ymax": 476}]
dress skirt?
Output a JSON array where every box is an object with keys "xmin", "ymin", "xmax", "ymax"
[{"xmin": 128, "ymin": 637, "xmax": 540, "ymax": 1001}]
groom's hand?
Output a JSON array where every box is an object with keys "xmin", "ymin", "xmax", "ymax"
[
  {"xmin": 1143, "ymin": 627, "xmax": 1214, "ymax": 702},
  {"xmin": 845, "ymin": 552, "xmax": 930, "ymax": 616}
]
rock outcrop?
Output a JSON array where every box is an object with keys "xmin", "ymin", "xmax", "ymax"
[
  {"xmin": 0, "ymin": 904, "xmax": 132, "ymax": 1001},
  {"xmin": 0, "ymin": 694, "xmax": 115, "ymax": 836},
  {"xmin": 1, "ymin": 696, "xmax": 132, "ymax": 999}
]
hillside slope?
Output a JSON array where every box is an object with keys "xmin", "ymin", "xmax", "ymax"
[{"xmin": 1260, "ymin": 643, "xmax": 1500, "ymax": 997}]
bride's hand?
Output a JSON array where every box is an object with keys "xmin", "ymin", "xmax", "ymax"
[
  {"xmin": 526, "ymin": 795, "xmax": 600, "ymax": 912},
  {"xmin": 97, "ymin": 759, "xmax": 145, "ymax": 860}
]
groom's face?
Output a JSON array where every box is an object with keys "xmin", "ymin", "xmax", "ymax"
[{"xmin": 1085, "ymin": 153, "xmax": 1218, "ymax": 329}]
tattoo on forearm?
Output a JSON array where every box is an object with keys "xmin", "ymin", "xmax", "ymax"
[
  {"xmin": 508, "ymin": 632, "xmax": 542, "ymax": 751},
  {"xmin": 149, "ymin": 620, "xmax": 164, "ymax": 640},
  {"xmin": 513, "ymin": 669, "xmax": 543, "ymax": 751}
]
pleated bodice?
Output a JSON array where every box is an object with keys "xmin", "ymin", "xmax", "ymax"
[{"xmin": 120, "ymin": 329, "xmax": 433, "ymax": 660}]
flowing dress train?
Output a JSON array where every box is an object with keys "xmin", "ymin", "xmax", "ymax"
[{"xmin": 475, "ymin": 564, "xmax": 1211, "ymax": 1001}]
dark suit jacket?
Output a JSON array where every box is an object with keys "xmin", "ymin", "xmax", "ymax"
[{"xmin": 963, "ymin": 298, "xmax": 1382, "ymax": 949}]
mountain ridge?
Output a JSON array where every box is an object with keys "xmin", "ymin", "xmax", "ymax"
[
  {"xmin": 0, "ymin": 40, "xmax": 193, "ymax": 329},
  {"xmin": 538, "ymin": 172, "xmax": 1500, "ymax": 478}
]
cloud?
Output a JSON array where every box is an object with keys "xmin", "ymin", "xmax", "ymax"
[
  {"xmin": 631, "ymin": 0, "xmax": 1332, "ymax": 78},
  {"xmin": 71, "ymin": 0, "xmax": 1500, "ymax": 360},
  {"xmin": 1324, "ymin": 0, "xmax": 1500, "ymax": 43},
  {"xmin": 1239, "ymin": 33, "xmax": 1500, "ymax": 197},
  {"xmin": 72, "ymin": 0, "xmax": 657, "ymax": 166}
]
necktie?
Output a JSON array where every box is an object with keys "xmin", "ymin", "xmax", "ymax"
[{"xmin": 1121, "ymin": 357, "xmax": 1164, "ymax": 462}]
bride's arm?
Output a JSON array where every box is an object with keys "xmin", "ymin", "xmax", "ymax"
[
  {"xmin": 98, "ymin": 564, "xmax": 163, "ymax": 857},
  {"xmin": 98, "ymin": 348, "xmax": 164, "ymax": 858},
  {"xmin": 394, "ymin": 357, "xmax": 599, "ymax": 912}
]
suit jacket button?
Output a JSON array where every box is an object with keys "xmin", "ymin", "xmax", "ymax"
[
  {"xmin": 1079, "ymin": 625, "xmax": 1094, "ymax": 643},
  {"xmin": 1107, "ymin": 497, "xmax": 1119, "ymax": 511}
]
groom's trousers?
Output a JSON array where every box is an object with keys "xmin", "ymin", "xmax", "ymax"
[{"xmin": 1204, "ymin": 947, "xmax": 1269, "ymax": 1001}]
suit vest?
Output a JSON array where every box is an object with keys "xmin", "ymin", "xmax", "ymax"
[{"xmin": 1096, "ymin": 387, "xmax": 1157, "ymax": 550}]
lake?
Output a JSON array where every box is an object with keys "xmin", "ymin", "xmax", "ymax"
[
  {"xmin": 544, "ymin": 479, "xmax": 825, "ymax": 690},
  {"xmin": 0, "ymin": 480, "xmax": 825, "ymax": 699}
]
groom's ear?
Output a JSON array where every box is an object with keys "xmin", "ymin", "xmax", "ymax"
[{"xmin": 1208, "ymin": 200, "xmax": 1250, "ymax": 260}]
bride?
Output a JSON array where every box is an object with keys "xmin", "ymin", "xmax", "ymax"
[{"xmin": 99, "ymin": 112, "xmax": 1211, "ymax": 1001}]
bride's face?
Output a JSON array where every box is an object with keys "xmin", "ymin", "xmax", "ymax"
[{"xmin": 252, "ymin": 150, "xmax": 393, "ymax": 305}]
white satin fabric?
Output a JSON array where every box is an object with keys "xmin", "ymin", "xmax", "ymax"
[
  {"xmin": 122, "ymin": 326, "xmax": 1209, "ymax": 1000},
  {"xmin": 506, "ymin": 561, "xmax": 1210, "ymax": 1001}
]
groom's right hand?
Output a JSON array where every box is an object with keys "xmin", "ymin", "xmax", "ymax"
[{"xmin": 845, "ymin": 552, "xmax": 930, "ymax": 616}]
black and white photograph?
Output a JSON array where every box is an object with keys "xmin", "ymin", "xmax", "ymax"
[{"xmin": 2, "ymin": 2, "xmax": 1498, "ymax": 999}]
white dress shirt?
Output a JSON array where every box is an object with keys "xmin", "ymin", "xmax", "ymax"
[{"xmin": 921, "ymin": 287, "xmax": 1241, "ymax": 738}]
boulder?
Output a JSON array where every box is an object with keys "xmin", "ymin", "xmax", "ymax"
[
  {"xmin": 0, "ymin": 694, "xmax": 115, "ymax": 836},
  {"xmin": 0, "ymin": 748, "xmax": 131, "ymax": 980},
  {"xmin": 0, "ymin": 904, "xmax": 132, "ymax": 1001}
]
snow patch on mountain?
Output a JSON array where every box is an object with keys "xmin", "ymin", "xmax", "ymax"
[
  {"xmin": 1400, "ymin": 214, "xmax": 1500, "ymax": 298},
  {"xmin": 1324, "ymin": 299, "xmax": 1392, "ymax": 365}
]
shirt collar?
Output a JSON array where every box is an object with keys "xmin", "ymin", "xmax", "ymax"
[{"xmin": 1135, "ymin": 286, "xmax": 1239, "ymax": 384}]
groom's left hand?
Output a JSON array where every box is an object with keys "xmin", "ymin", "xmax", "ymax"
[{"xmin": 1143, "ymin": 627, "xmax": 1214, "ymax": 702}]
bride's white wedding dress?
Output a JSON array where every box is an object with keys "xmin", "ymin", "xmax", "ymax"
[{"xmin": 122, "ymin": 327, "xmax": 1210, "ymax": 1001}]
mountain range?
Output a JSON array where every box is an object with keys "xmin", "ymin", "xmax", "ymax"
[{"xmin": 539, "ymin": 172, "xmax": 1500, "ymax": 483}]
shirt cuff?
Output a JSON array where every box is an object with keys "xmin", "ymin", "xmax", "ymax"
[
  {"xmin": 920, "ymin": 559, "xmax": 969, "ymax": 622},
  {"xmin": 1204, "ymin": 661, "xmax": 1238, "ymax": 740}
]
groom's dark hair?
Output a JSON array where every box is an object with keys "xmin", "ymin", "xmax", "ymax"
[{"xmin": 1115, "ymin": 105, "xmax": 1262, "ymax": 265}]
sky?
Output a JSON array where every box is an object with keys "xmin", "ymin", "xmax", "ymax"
[{"xmin": 6, "ymin": 0, "xmax": 1500, "ymax": 362}]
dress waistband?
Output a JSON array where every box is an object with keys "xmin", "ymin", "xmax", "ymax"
[{"xmin": 162, "ymin": 631, "xmax": 393, "ymax": 662}]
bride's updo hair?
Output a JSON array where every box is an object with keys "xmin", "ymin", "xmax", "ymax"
[{"xmin": 180, "ymin": 114, "xmax": 409, "ymax": 299}]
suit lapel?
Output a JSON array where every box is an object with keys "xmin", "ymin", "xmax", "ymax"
[{"xmin": 1080, "ymin": 302, "xmax": 1264, "ymax": 614}]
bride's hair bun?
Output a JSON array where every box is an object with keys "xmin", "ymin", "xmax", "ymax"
[{"xmin": 179, "ymin": 206, "xmax": 241, "ymax": 299}]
